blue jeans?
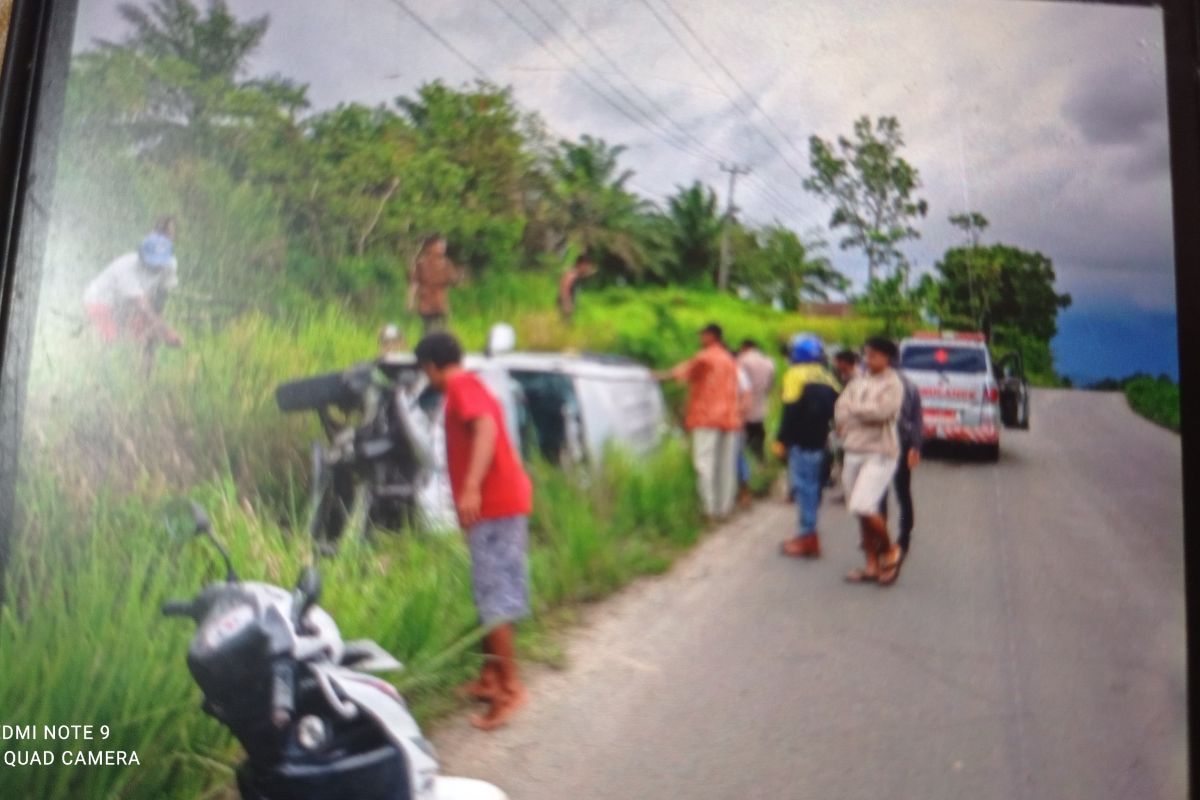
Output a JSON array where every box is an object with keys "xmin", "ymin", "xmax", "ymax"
[
  {"xmin": 737, "ymin": 449, "xmax": 751, "ymax": 484},
  {"xmin": 788, "ymin": 447, "xmax": 826, "ymax": 536}
]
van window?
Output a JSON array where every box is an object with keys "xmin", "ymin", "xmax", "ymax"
[
  {"xmin": 510, "ymin": 371, "xmax": 580, "ymax": 465},
  {"xmin": 901, "ymin": 345, "xmax": 987, "ymax": 374}
]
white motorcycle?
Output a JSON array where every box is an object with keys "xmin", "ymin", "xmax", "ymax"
[{"xmin": 161, "ymin": 503, "xmax": 506, "ymax": 800}]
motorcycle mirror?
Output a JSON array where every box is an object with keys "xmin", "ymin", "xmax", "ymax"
[
  {"xmin": 190, "ymin": 501, "xmax": 212, "ymax": 533},
  {"xmin": 163, "ymin": 500, "xmax": 239, "ymax": 583},
  {"xmin": 297, "ymin": 566, "xmax": 321, "ymax": 607},
  {"xmin": 292, "ymin": 566, "xmax": 322, "ymax": 631}
]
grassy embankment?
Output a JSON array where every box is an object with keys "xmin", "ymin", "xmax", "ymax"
[
  {"xmin": 1123, "ymin": 375, "xmax": 1181, "ymax": 432},
  {"xmin": 3, "ymin": 273, "xmax": 883, "ymax": 800}
]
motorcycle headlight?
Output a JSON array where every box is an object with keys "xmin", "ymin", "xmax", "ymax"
[{"xmin": 296, "ymin": 715, "xmax": 328, "ymax": 752}]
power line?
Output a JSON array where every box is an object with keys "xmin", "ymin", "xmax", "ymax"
[
  {"xmin": 538, "ymin": 0, "xmax": 813, "ymax": 223},
  {"xmin": 633, "ymin": 0, "xmax": 809, "ymax": 185},
  {"xmin": 742, "ymin": 172, "xmax": 810, "ymax": 219},
  {"xmin": 531, "ymin": 0, "xmax": 810, "ymax": 219},
  {"xmin": 487, "ymin": 0, "xmax": 699, "ymax": 161},
  {"xmin": 384, "ymin": 0, "xmax": 493, "ymax": 81},
  {"xmin": 657, "ymin": 0, "xmax": 809, "ymax": 166},
  {"xmin": 539, "ymin": 0, "xmax": 730, "ymax": 164},
  {"xmin": 514, "ymin": 0, "xmax": 670, "ymax": 135},
  {"xmin": 506, "ymin": 0, "xmax": 804, "ymax": 223},
  {"xmin": 387, "ymin": 0, "xmax": 809, "ymax": 230},
  {"xmin": 503, "ymin": 0, "xmax": 811, "ymax": 221}
]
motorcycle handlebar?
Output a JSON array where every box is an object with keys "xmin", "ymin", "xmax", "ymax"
[{"xmin": 161, "ymin": 599, "xmax": 195, "ymax": 618}]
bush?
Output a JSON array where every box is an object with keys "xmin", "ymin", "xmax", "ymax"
[{"xmin": 1123, "ymin": 375, "xmax": 1180, "ymax": 432}]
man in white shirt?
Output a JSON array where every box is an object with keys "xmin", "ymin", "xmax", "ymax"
[
  {"xmin": 737, "ymin": 339, "xmax": 776, "ymax": 460},
  {"xmin": 83, "ymin": 218, "xmax": 183, "ymax": 373}
]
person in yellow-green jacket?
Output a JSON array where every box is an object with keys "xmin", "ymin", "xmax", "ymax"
[{"xmin": 773, "ymin": 334, "xmax": 841, "ymax": 558}]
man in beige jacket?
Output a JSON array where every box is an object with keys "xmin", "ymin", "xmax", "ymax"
[{"xmin": 834, "ymin": 336, "xmax": 905, "ymax": 586}]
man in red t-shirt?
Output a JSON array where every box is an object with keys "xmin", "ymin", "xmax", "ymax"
[{"xmin": 416, "ymin": 332, "xmax": 533, "ymax": 731}]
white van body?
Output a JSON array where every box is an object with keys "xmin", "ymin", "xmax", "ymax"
[{"xmin": 397, "ymin": 351, "xmax": 668, "ymax": 531}]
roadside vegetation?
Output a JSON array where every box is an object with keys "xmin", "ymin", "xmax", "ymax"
[
  {"xmin": 11, "ymin": 274, "xmax": 877, "ymax": 800},
  {"xmin": 1088, "ymin": 374, "xmax": 1181, "ymax": 432},
  {"xmin": 2, "ymin": 3, "xmax": 1076, "ymax": 798}
]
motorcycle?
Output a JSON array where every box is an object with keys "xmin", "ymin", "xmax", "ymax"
[
  {"xmin": 275, "ymin": 359, "xmax": 431, "ymax": 552},
  {"xmin": 161, "ymin": 502, "xmax": 507, "ymax": 800}
]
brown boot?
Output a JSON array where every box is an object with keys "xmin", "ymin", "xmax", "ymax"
[
  {"xmin": 801, "ymin": 532, "xmax": 821, "ymax": 558},
  {"xmin": 858, "ymin": 528, "xmax": 881, "ymax": 579},
  {"xmin": 781, "ymin": 533, "xmax": 821, "ymax": 558},
  {"xmin": 781, "ymin": 537, "xmax": 806, "ymax": 557}
]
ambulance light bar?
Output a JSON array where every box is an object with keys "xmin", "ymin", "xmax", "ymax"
[{"xmin": 911, "ymin": 330, "xmax": 986, "ymax": 342}]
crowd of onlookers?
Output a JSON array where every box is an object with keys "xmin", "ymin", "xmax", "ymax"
[{"xmin": 659, "ymin": 322, "xmax": 922, "ymax": 587}]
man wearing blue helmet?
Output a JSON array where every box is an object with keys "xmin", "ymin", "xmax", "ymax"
[
  {"xmin": 83, "ymin": 216, "xmax": 183, "ymax": 372},
  {"xmin": 773, "ymin": 333, "xmax": 840, "ymax": 558}
]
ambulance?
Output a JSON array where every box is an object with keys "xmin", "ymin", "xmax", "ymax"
[{"xmin": 897, "ymin": 331, "xmax": 1029, "ymax": 461}]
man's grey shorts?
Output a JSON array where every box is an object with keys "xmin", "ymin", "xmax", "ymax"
[{"xmin": 467, "ymin": 515, "xmax": 531, "ymax": 627}]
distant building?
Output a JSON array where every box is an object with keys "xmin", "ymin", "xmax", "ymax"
[{"xmin": 800, "ymin": 301, "xmax": 853, "ymax": 318}]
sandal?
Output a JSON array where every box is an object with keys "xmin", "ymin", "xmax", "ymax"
[
  {"xmin": 844, "ymin": 568, "xmax": 877, "ymax": 584},
  {"xmin": 878, "ymin": 547, "xmax": 904, "ymax": 586}
]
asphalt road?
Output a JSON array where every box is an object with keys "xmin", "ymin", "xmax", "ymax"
[{"xmin": 433, "ymin": 389, "xmax": 1188, "ymax": 800}]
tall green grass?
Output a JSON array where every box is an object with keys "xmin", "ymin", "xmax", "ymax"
[
  {"xmin": 10, "ymin": 262, "xmax": 884, "ymax": 798},
  {"xmin": 22, "ymin": 274, "xmax": 880, "ymax": 510},
  {"xmin": 2, "ymin": 439, "xmax": 700, "ymax": 800}
]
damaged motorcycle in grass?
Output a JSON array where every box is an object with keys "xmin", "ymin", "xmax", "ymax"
[{"xmin": 161, "ymin": 503, "xmax": 506, "ymax": 800}]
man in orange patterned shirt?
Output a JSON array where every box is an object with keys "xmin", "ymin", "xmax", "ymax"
[{"xmin": 657, "ymin": 323, "xmax": 743, "ymax": 520}]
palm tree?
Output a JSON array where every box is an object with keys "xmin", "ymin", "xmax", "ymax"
[
  {"xmin": 745, "ymin": 226, "xmax": 849, "ymax": 308},
  {"xmin": 548, "ymin": 135, "xmax": 654, "ymax": 276},
  {"xmin": 86, "ymin": 1, "xmax": 304, "ymax": 158},
  {"xmin": 664, "ymin": 182, "xmax": 722, "ymax": 286},
  {"xmin": 113, "ymin": 0, "xmax": 268, "ymax": 85}
]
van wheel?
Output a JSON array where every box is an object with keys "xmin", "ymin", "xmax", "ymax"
[{"xmin": 980, "ymin": 443, "xmax": 1000, "ymax": 462}]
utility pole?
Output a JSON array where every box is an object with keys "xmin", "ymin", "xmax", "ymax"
[{"xmin": 718, "ymin": 162, "xmax": 751, "ymax": 292}]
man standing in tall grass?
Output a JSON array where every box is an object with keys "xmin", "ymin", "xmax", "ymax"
[
  {"xmin": 416, "ymin": 332, "xmax": 533, "ymax": 730},
  {"xmin": 657, "ymin": 323, "xmax": 742, "ymax": 521},
  {"xmin": 408, "ymin": 234, "xmax": 463, "ymax": 334},
  {"xmin": 557, "ymin": 252, "xmax": 597, "ymax": 322}
]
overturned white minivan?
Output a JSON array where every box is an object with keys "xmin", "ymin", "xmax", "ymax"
[{"xmin": 275, "ymin": 324, "xmax": 668, "ymax": 542}]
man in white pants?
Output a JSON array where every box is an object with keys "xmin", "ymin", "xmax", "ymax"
[
  {"xmin": 658, "ymin": 323, "xmax": 743, "ymax": 520},
  {"xmin": 835, "ymin": 336, "xmax": 905, "ymax": 586}
]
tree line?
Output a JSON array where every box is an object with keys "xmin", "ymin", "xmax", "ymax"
[
  {"xmin": 62, "ymin": 1, "xmax": 841, "ymax": 308},
  {"xmin": 59, "ymin": 0, "xmax": 1070, "ymax": 380}
]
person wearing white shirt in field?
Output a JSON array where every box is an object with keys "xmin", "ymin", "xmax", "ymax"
[{"xmin": 83, "ymin": 216, "xmax": 183, "ymax": 374}]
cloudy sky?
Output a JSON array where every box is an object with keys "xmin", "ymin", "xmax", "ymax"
[{"xmin": 71, "ymin": 0, "xmax": 1178, "ymax": 379}]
